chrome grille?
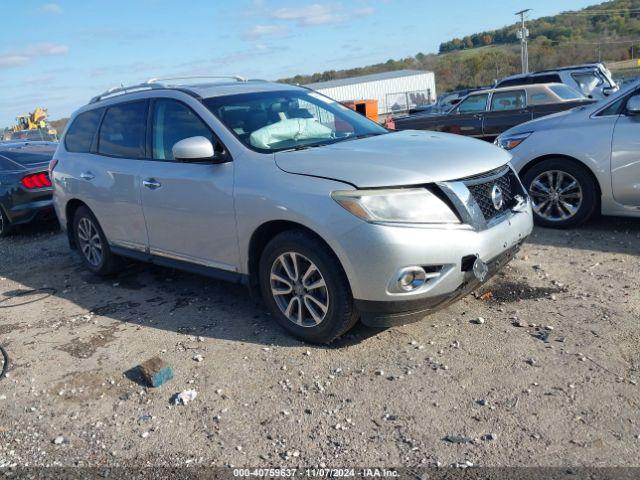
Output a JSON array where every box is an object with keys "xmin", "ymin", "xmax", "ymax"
[{"xmin": 464, "ymin": 167, "xmax": 519, "ymax": 221}]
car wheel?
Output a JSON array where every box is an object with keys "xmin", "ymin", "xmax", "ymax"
[
  {"xmin": 0, "ymin": 207, "xmax": 12, "ymax": 238},
  {"xmin": 73, "ymin": 206, "xmax": 122, "ymax": 276},
  {"xmin": 522, "ymin": 159, "xmax": 598, "ymax": 228},
  {"xmin": 259, "ymin": 230, "xmax": 358, "ymax": 344}
]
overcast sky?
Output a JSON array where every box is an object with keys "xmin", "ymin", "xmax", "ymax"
[{"xmin": 0, "ymin": 0, "xmax": 596, "ymax": 126}]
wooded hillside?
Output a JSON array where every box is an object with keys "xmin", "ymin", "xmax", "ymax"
[{"xmin": 281, "ymin": 0, "xmax": 640, "ymax": 94}]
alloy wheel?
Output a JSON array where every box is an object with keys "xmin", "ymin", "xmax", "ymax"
[
  {"xmin": 528, "ymin": 170, "xmax": 583, "ymax": 222},
  {"xmin": 270, "ymin": 252, "xmax": 329, "ymax": 327},
  {"xmin": 77, "ymin": 217, "xmax": 103, "ymax": 267}
]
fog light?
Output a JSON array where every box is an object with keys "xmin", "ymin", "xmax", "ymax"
[{"xmin": 397, "ymin": 267, "xmax": 427, "ymax": 292}]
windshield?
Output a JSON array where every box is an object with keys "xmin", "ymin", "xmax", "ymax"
[
  {"xmin": 203, "ymin": 90, "xmax": 387, "ymax": 152},
  {"xmin": 549, "ymin": 84, "xmax": 585, "ymax": 100}
]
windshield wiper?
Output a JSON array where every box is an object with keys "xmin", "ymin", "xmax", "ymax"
[
  {"xmin": 327, "ymin": 132, "xmax": 387, "ymax": 145},
  {"xmin": 278, "ymin": 142, "xmax": 333, "ymax": 153}
]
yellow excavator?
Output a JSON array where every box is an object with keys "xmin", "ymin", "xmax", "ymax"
[{"xmin": 9, "ymin": 107, "xmax": 57, "ymax": 141}]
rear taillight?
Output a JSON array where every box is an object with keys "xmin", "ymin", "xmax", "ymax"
[
  {"xmin": 21, "ymin": 172, "xmax": 52, "ymax": 189},
  {"xmin": 48, "ymin": 159, "xmax": 58, "ymax": 178}
]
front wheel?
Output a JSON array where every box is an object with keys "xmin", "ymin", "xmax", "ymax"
[
  {"xmin": 259, "ymin": 230, "xmax": 358, "ymax": 344},
  {"xmin": 521, "ymin": 159, "xmax": 598, "ymax": 228}
]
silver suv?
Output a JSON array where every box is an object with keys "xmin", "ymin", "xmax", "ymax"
[
  {"xmin": 52, "ymin": 76, "xmax": 533, "ymax": 343},
  {"xmin": 496, "ymin": 63, "xmax": 618, "ymax": 100}
]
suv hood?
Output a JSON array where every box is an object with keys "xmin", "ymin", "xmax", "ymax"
[{"xmin": 274, "ymin": 130, "xmax": 511, "ymax": 188}]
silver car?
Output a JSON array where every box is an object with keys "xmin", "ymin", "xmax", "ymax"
[
  {"xmin": 52, "ymin": 76, "xmax": 533, "ymax": 343},
  {"xmin": 496, "ymin": 80, "xmax": 640, "ymax": 228}
]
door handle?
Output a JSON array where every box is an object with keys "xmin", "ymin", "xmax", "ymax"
[
  {"xmin": 80, "ymin": 171, "xmax": 95, "ymax": 181},
  {"xmin": 143, "ymin": 179, "xmax": 161, "ymax": 190}
]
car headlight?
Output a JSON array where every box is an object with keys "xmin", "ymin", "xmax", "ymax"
[
  {"xmin": 495, "ymin": 132, "xmax": 531, "ymax": 150},
  {"xmin": 331, "ymin": 188, "xmax": 460, "ymax": 224}
]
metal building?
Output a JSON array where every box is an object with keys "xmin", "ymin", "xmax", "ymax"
[{"xmin": 304, "ymin": 70, "xmax": 436, "ymax": 116}]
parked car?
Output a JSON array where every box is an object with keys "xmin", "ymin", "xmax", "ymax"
[
  {"xmin": 409, "ymin": 87, "xmax": 490, "ymax": 115},
  {"xmin": 496, "ymin": 79, "xmax": 640, "ymax": 228},
  {"xmin": 495, "ymin": 63, "xmax": 618, "ymax": 100},
  {"xmin": 394, "ymin": 83, "xmax": 593, "ymax": 142},
  {"xmin": 0, "ymin": 141, "xmax": 57, "ymax": 236},
  {"xmin": 52, "ymin": 76, "xmax": 533, "ymax": 343}
]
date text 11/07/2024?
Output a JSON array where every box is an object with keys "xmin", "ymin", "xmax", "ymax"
[{"xmin": 232, "ymin": 468, "xmax": 399, "ymax": 477}]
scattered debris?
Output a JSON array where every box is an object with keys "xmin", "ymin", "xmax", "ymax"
[
  {"xmin": 172, "ymin": 390, "xmax": 198, "ymax": 405},
  {"xmin": 136, "ymin": 357, "xmax": 174, "ymax": 388},
  {"xmin": 443, "ymin": 435, "xmax": 472, "ymax": 444},
  {"xmin": 192, "ymin": 354, "xmax": 204, "ymax": 362},
  {"xmin": 52, "ymin": 436, "xmax": 65, "ymax": 445}
]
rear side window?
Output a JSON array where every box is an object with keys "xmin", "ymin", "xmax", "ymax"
[
  {"xmin": 98, "ymin": 101, "xmax": 148, "ymax": 158},
  {"xmin": 65, "ymin": 109, "xmax": 103, "ymax": 153},
  {"xmin": 490, "ymin": 90, "xmax": 526, "ymax": 111},
  {"xmin": 151, "ymin": 99, "xmax": 218, "ymax": 161}
]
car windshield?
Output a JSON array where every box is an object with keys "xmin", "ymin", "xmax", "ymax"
[
  {"xmin": 549, "ymin": 84, "xmax": 585, "ymax": 100},
  {"xmin": 203, "ymin": 90, "xmax": 388, "ymax": 152}
]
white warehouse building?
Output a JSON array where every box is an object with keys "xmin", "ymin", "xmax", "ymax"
[{"xmin": 304, "ymin": 69, "xmax": 436, "ymax": 116}]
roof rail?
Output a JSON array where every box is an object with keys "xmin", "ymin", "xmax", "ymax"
[
  {"xmin": 146, "ymin": 75, "xmax": 246, "ymax": 84},
  {"xmin": 89, "ymin": 75, "xmax": 248, "ymax": 104},
  {"xmin": 89, "ymin": 83, "xmax": 164, "ymax": 104}
]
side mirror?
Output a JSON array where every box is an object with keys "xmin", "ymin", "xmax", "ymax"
[
  {"xmin": 626, "ymin": 95, "xmax": 640, "ymax": 115},
  {"xmin": 172, "ymin": 136, "xmax": 226, "ymax": 163}
]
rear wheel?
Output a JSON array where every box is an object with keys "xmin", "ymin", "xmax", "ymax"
[
  {"xmin": 522, "ymin": 159, "xmax": 598, "ymax": 228},
  {"xmin": 73, "ymin": 206, "xmax": 122, "ymax": 276},
  {"xmin": 259, "ymin": 230, "xmax": 358, "ymax": 344},
  {"xmin": 0, "ymin": 207, "xmax": 12, "ymax": 238}
]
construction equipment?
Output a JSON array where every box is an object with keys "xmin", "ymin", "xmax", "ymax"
[{"xmin": 10, "ymin": 107, "xmax": 57, "ymax": 140}]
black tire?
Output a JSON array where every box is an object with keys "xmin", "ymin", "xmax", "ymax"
[
  {"xmin": 73, "ymin": 206, "xmax": 122, "ymax": 276},
  {"xmin": 521, "ymin": 159, "xmax": 598, "ymax": 229},
  {"xmin": 259, "ymin": 230, "xmax": 358, "ymax": 344},
  {"xmin": 0, "ymin": 207, "xmax": 12, "ymax": 238}
]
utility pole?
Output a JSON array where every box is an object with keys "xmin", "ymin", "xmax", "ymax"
[{"xmin": 515, "ymin": 9, "xmax": 531, "ymax": 74}]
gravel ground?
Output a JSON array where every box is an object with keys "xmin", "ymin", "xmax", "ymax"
[{"xmin": 0, "ymin": 217, "xmax": 638, "ymax": 469}]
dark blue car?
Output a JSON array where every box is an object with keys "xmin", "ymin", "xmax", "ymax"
[{"xmin": 0, "ymin": 141, "xmax": 57, "ymax": 236}]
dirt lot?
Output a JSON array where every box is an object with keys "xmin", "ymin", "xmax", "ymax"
[{"xmin": 0, "ymin": 218, "xmax": 638, "ymax": 469}]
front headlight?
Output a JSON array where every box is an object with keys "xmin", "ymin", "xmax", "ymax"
[
  {"xmin": 495, "ymin": 132, "xmax": 531, "ymax": 150},
  {"xmin": 331, "ymin": 188, "xmax": 460, "ymax": 224}
]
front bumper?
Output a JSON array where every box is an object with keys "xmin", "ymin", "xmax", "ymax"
[
  {"xmin": 337, "ymin": 196, "xmax": 533, "ymax": 327},
  {"xmin": 356, "ymin": 243, "xmax": 521, "ymax": 327}
]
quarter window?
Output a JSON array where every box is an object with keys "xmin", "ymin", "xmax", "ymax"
[
  {"xmin": 457, "ymin": 94, "xmax": 489, "ymax": 113},
  {"xmin": 98, "ymin": 101, "xmax": 148, "ymax": 158},
  {"xmin": 490, "ymin": 90, "xmax": 526, "ymax": 111},
  {"xmin": 152, "ymin": 99, "xmax": 219, "ymax": 161},
  {"xmin": 65, "ymin": 108, "xmax": 103, "ymax": 153}
]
